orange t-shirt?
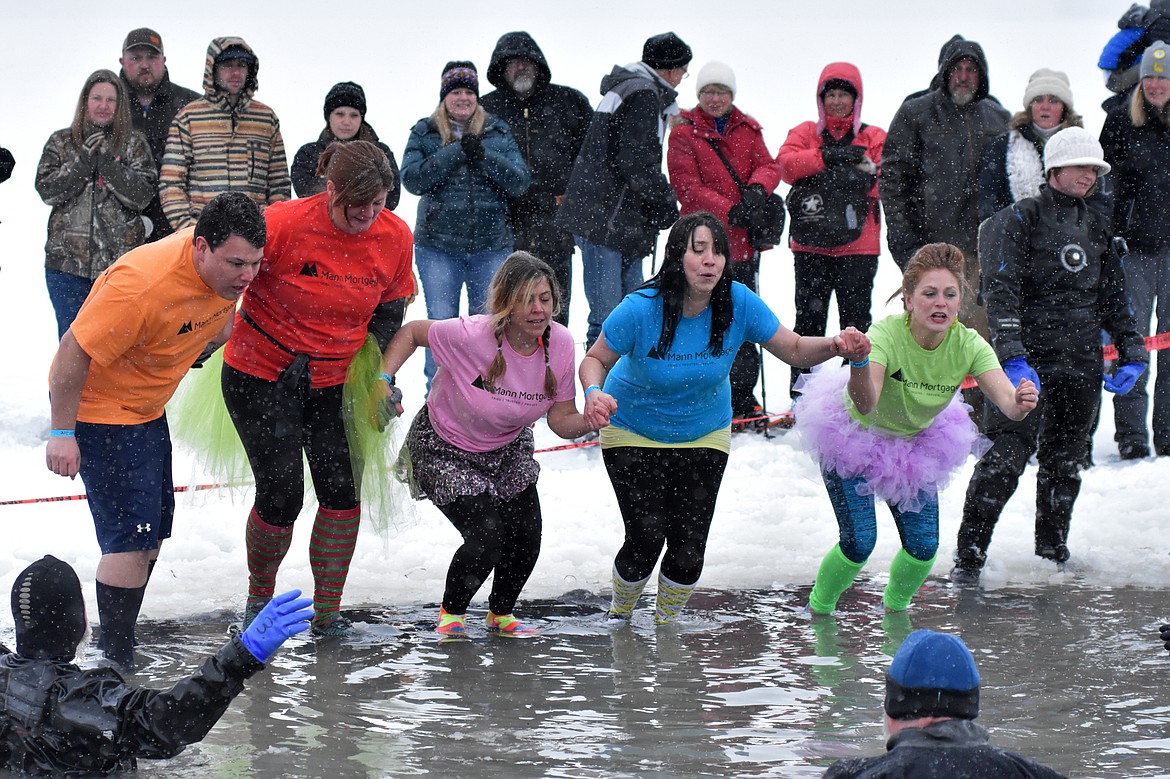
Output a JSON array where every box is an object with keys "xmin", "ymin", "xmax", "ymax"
[
  {"xmin": 223, "ymin": 194, "xmax": 415, "ymax": 387},
  {"xmin": 68, "ymin": 228, "xmax": 236, "ymax": 424}
]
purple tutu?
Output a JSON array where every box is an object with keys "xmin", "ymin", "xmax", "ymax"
[{"xmin": 792, "ymin": 365, "xmax": 990, "ymax": 513}]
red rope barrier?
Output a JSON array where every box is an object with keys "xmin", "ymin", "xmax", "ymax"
[
  {"xmin": 9, "ymin": 333, "xmax": 1169, "ymax": 508},
  {"xmin": 959, "ymin": 330, "xmax": 1170, "ymax": 390}
]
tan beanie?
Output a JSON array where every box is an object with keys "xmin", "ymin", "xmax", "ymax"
[{"xmin": 1022, "ymin": 68, "xmax": 1073, "ymax": 112}]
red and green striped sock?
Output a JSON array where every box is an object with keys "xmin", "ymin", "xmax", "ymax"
[
  {"xmin": 309, "ymin": 504, "xmax": 361, "ymax": 621},
  {"xmin": 245, "ymin": 507, "xmax": 294, "ymax": 598}
]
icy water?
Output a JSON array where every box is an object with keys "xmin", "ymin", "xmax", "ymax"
[{"xmin": 10, "ymin": 578, "xmax": 1170, "ymax": 779}]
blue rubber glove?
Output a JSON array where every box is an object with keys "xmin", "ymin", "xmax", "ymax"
[
  {"xmin": 1002, "ymin": 356, "xmax": 1041, "ymax": 394},
  {"xmin": 240, "ymin": 589, "xmax": 313, "ymax": 663},
  {"xmin": 1103, "ymin": 362, "xmax": 1147, "ymax": 395}
]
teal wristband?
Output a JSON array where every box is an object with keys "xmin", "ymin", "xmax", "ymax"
[
  {"xmin": 584, "ymin": 384, "xmax": 602, "ymax": 397},
  {"xmin": 376, "ymin": 372, "xmax": 395, "ymax": 385},
  {"xmin": 849, "ymin": 358, "xmax": 870, "ymax": 369},
  {"xmin": 51, "ymin": 429, "xmax": 76, "ymax": 437}
]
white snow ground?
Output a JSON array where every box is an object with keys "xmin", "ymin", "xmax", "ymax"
[{"xmin": 2, "ymin": 1, "xmax": 1168, "ymax": 630}]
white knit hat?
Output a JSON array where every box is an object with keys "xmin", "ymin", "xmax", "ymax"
[
  {"xmin": 696, "ymin": 61, "xmax": 736, "ymax": 99},
  {"xmin": 1044, "ymin": 126, "xmax": 1111, "ymax": 175},
  {"xmin": 1022, "ymin": 68, "xmax": 1073, "ymax": 112}
]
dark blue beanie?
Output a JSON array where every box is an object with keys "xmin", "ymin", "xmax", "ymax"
[{"xmin": 885, "ymin": 629, "xmax": 980, "ymax": 720}]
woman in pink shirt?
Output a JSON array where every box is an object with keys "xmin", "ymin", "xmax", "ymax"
[{"xmin": 379, "ymin": 252, "xmax": 592, "ymax": 635}]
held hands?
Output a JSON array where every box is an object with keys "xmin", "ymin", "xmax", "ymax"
[
  {"xmin": 583, "ymin": 388, "xmax": 617, "ymax": 431},
  {"xmin": 46, "ymin": 436, "xmax": 81, "ymax": 479},
  {"xmin": 831, "ymin": 327, "xmax": 871, "ymax": 363},
  {"xmin": 371, "ymin": 374, "xmax": 403, "ymax": 432},
  {"xmin": 1013, "ymin": 378, "xmax": 1039, "ymax": 415},
  {"xmin": 239, "ymin": 590, "xmax": 314, "ymax": 664},
  {"xmin": 461, "ymin": 134, "xmax": 485, "ymax": 164},
  {"xmin": 1002, "ymin": 356, "xmax": 1042, "ymax": 395},
  {"xmin": 1103, "ymin": 362, "xmax": 1146, "ymax": 395}
]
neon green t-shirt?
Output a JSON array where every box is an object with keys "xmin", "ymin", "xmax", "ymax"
[{"xmin": 846, "ymin": 314, "xmax": 1000, "ymax": 436}]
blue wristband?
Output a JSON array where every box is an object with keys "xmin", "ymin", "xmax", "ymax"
[
  {"xmin": 51, "ymin": 429, "xmax": 76, "ymax": 437},
  {"xmin": 584, "ymin": 384, "xmax": 602, "ymax": 397},
  {"xmin": 376, "ymin": 372, "xmax": 395, "ymax": 385},
  {"xmin": 849, "ymin": 358, "xmax": 869, "ymax": 369}
]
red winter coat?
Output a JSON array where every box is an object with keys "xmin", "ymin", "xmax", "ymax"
[
  {"xmin": 667, "ymin": 106, "xmax": 782, "ymax": 263},
  {"xmin": 777, "ymin": 62, "xmax": 886, "ymax": 257}
]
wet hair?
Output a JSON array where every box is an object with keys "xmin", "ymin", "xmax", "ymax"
[
  {"xmin": 70, "ymin": 69, "xmax": 132, "ymax": 153},
  {"xmin": 638, "ymin": 211, "xmax": 732, "ymax": 355},
  {"xmin": 193, "ymin": 191, "xmax": 266, "ymax": 250},
  {"xmin": 317, "ymin": 140, "xmax": 396, "ymax": 207},
  {"xmin": 483, "ymin": 251, "xmax": 562, "ymax": 398},
  {"xmin": 888, "ymin": 242, "xmax": 969, "ymax": 306}
]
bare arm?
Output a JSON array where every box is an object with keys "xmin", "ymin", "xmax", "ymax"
[
  {"xmin": 380, "ymin": 319, "xmax": 434, "ymax": 378},
  {"xmin": 46, "ymin": 331, "xmax": 93, "ymax": 478},
  {"xmin": 760, "ymin": 324, "xmax": 871, "ymax": 368},
  {"xmin": 975, "ymin": 368, "xmax": 1037, "ymax": 421},
  {"xmin": 579, "ymin": 339, "xmax": 621, "ymax": 431},
  {"xmin": 846, "ymin": 360, "xmax": 887, "ymax": 416},
  {"xmin": 546, "ymin": 399, "xmax": 593, "ymax": 440}
]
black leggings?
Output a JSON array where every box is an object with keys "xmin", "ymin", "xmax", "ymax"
[
  {"xmin": 222, "ymin": 365, "xmax": 358, "ymax": 526},
  {"xmin": 603, "ymin": 446, "xmax": 729, "ymax": 586},
  {"xmin": 437, "ymin": 483, "xmax": 542, "ymax": 615}
]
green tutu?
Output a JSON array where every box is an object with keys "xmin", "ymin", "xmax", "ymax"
[{"xmin": 167, "ymin": 338, "xmax": 410, "ymax": 535}]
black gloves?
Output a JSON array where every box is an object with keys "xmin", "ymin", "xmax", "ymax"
[
  {"xmin": 821, "ymin": 143, "xmax": 866, "ymax": 167},
  {"xmin": 728, "ymin": 184, "xmax": 767, "ymax": 229},
  {"xmin": 461, "ymin": 134, "xmax": 485, "ymax": 164},
  {"xmin": 1160, "ymin": 623, "xmax": 1170, "ymax": 652}
]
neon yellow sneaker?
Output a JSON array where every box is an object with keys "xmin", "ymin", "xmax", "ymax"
[
  {"xmin": 437, "ymin": 607, "xmax": 466, "ymax": 636},
  {"xmin": 485, "ymin": 611, "xmax": 539, "ymax": 636}
]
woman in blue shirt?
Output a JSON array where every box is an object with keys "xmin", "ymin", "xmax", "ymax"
[{"xmin": 579, "ymin": 212, "xmax": 870, "ymax": 623}]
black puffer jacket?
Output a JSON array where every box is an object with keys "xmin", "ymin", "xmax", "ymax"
[
  {"xmin": 880, "ymin": 39, "xmax": 1009, "ymax": 264},
  {"xmin": 0, "ymin": 637, "xmax": 263, "ymax": 776},
  {"xmin": 980, "ymin": 186, "xmax": 1145, "ymax": 376},
  {"xmin": 823, "ymin": 719, "xmax": 1068, "ymax": 779},
  {"xmin": 480, "ymin": 32, "xmax": 593, "ymax": 255},
  {"xmin": 290, "ymin": 126, "xmax": 400, "ymax": 206},
  {"xmin": 1100, "ymin": 98, "xmax": 1170, "ymax": 253},
  {"xmin": 555, "ymin": 63, "xmax": 679, "ymax": 258}
]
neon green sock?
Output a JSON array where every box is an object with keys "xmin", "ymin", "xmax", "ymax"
[
  {"xmin": 609, "ymin": 566, "xmax": 651, "ymax": 617},
  {"xmin": 883, "ymin": 549, "xmax": 937, "ymax": 611},
  {"xmin": 809, "ymin": 545, "xmax": 866, "ymax": 615}
]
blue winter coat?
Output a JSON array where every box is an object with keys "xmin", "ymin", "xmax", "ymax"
[{"xmin": 401, "ymin": 113, "xmax": 530, "ymax": 254}]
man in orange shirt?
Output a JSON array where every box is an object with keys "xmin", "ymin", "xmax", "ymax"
[{"xmin": 44, "ymin": 192, "xmax": 266, "ymax": 669}]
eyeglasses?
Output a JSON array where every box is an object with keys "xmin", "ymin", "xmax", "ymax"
[
  {"xmin": 699, "ymin": 88, "xmax": 732, "ymax": 98},
  {"xmin": 681, "ymin": 66, "xmax": 690, "ymax": 79}
]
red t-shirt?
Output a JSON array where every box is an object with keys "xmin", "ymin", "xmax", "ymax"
[{"xmin": 224, "ymin": 193, "xmax": 415, "ymax": 387}]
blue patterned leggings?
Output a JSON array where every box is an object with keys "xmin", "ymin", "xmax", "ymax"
[{"xmin": 823, "ymin": 469, "xmax": 939, "ymax": 563}]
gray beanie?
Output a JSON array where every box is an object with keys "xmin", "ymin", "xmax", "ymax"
[
  {"xmin": 1141, "ymin": 41, "xmax": 1170, "ymax": 79},
  {"xmin": 1022, "ymin": 68, "xmax": 1073, "ymax": 112}
]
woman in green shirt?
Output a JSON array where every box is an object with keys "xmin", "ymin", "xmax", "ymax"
[{"xmin": 795, "ymin": 243, "xmax": 1037, "ymax": 615}]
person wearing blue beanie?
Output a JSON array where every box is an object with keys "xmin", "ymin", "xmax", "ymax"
[{"xmin": 823, "ymin": 629, "xmax": 1068, "ymax": 778}]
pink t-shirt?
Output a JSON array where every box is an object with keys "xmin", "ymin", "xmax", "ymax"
[{"xmin": 427, "ymin": 315, "xmax": 576, "ymax": 452}]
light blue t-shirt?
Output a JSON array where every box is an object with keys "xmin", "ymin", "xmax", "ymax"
[{"xmin": 602, "ymin": 281, "xmax": 780, "ymax": 442}]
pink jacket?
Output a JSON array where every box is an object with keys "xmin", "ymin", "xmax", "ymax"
[
  {"xmin": 777, "ymin": 62, "xmax": 886, "ymax": 257},
  {"xmin": 667, "ymin": 106, "xmax": 782, "ymax": 263}
]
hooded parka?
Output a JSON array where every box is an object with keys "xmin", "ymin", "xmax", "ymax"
[{"xmin": 159, "ymin": 37, "xmax": 290, "ymax": 230}]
